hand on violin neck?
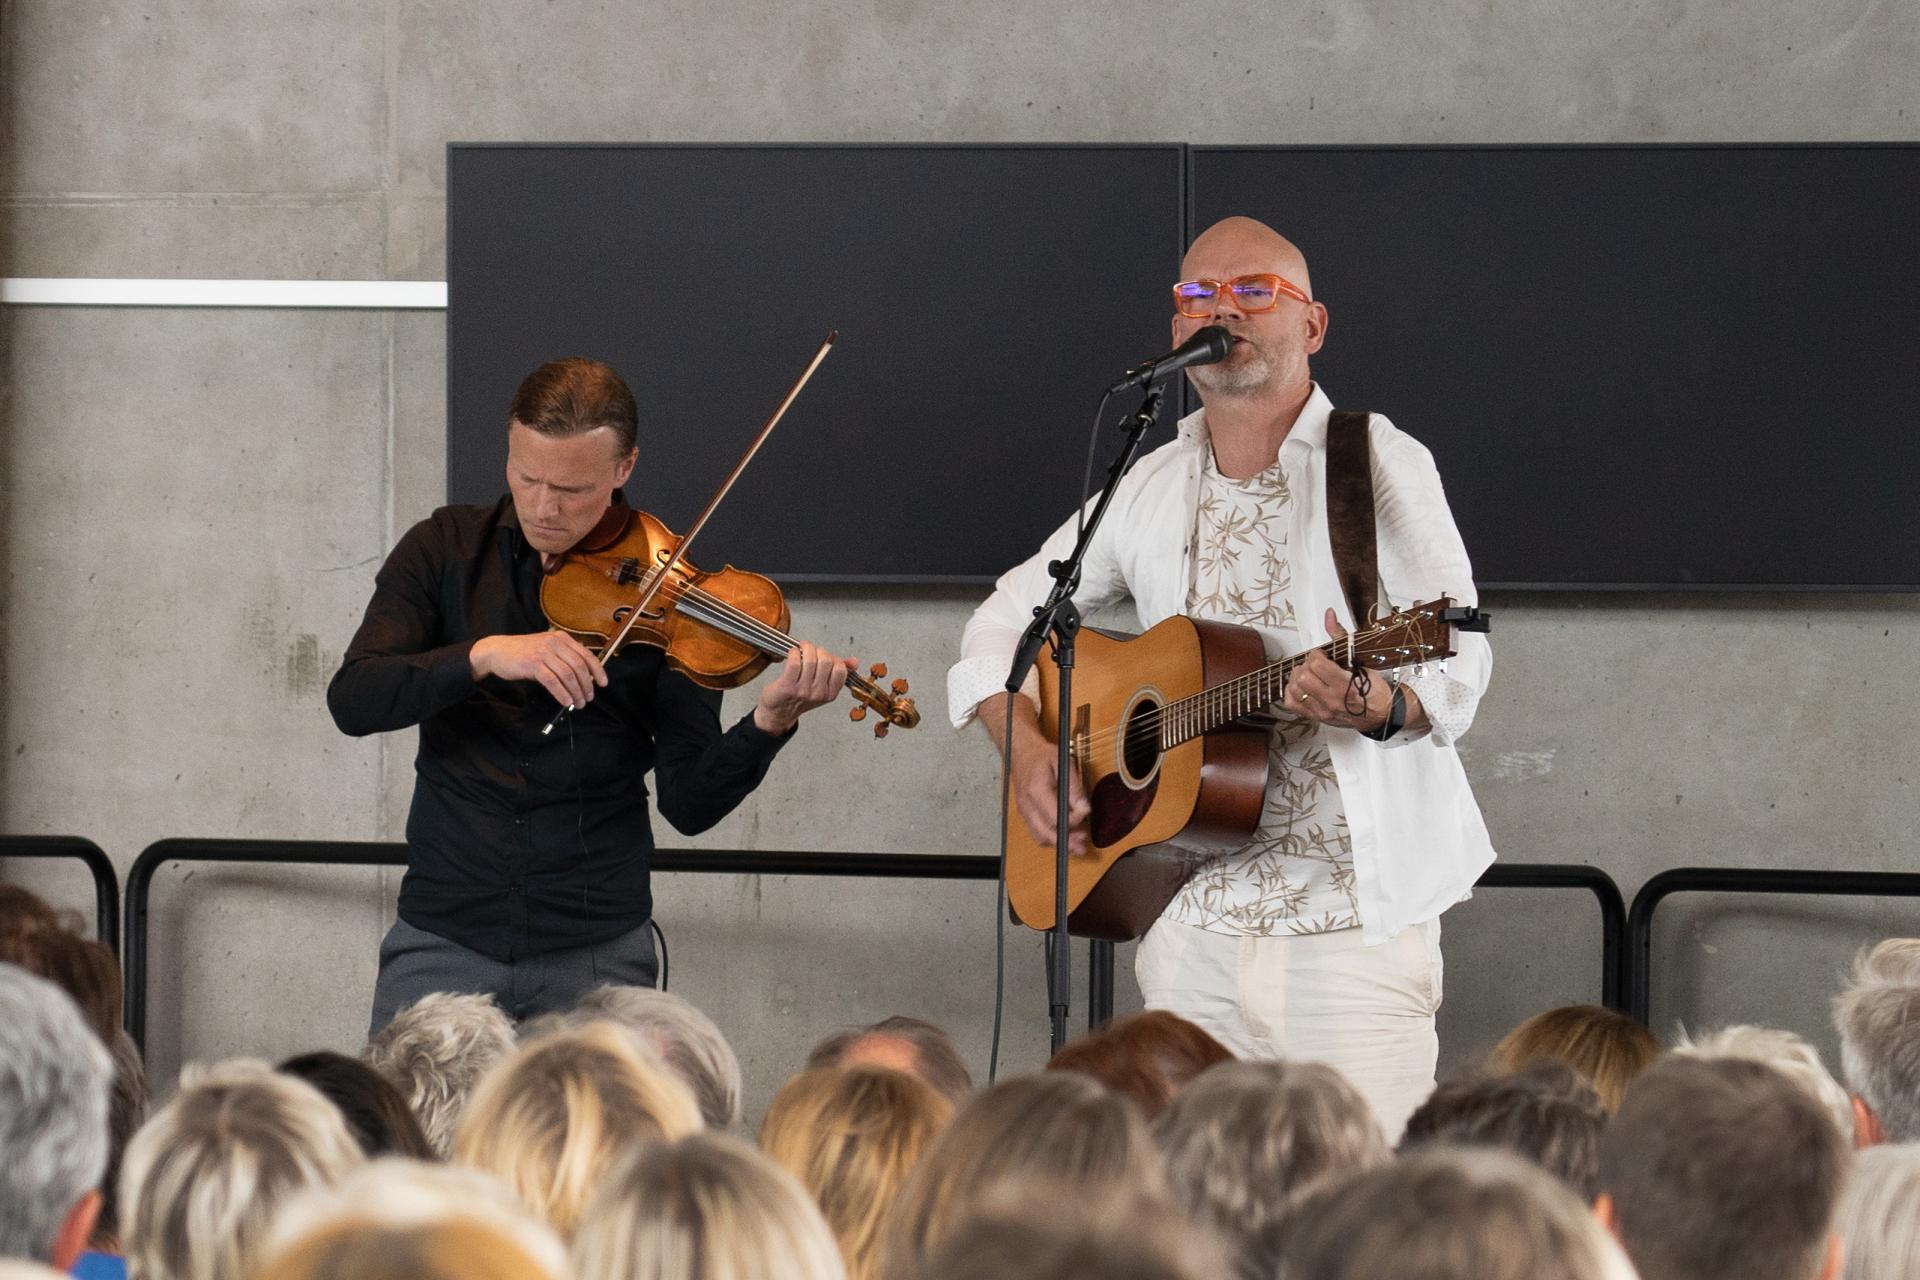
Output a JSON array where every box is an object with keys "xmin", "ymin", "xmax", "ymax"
[
  {"xmin": 752, "ymin": 642, "xmax": 858, "ymax": 736},
  {"xmin": 470, "ymin": 630, "xmax": 609, "ymax": 710}
]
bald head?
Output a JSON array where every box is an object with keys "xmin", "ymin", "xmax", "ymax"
[{"xmin": 1181, "ymin": 217, "xmax": 1313, "ymax": 301}]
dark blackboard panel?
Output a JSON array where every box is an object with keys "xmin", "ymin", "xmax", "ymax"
[
  {"xmin": 448, "ymin": 144, "xmax": 1186, "ymax": 581},
  {"xmin": 1194, "ymin": 145, "xmax": 1920, "ymax": 589}
]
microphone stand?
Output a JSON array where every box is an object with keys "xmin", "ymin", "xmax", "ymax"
[{"xmin": 1005, "ymin": 380, "xmax": 1167, "ymax": 1053}]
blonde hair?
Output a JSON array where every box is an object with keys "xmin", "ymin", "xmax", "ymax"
[
  {"xmin": 255, "ymin": 1217, "xmax": 562, "ymax": 1280},
  {"xmin": 573, "ymin": 1131, "xmax": 847, "ymax": 1280},
  {"xmin": 880, "ymin": 1072, "xmax": 1162, "ymax": 1280},
  {"xmin": 118, "ymin": 1059, "xmax": 362, "ymax": 1280},
  {"xmin": 452, "ymin": 1021, "xmax": 701, "ymax": 1238},
  {"xmin": 363, "ymin": 992, "xmax": 517, "ymax": 1158},
  {"xmin": 1492, "ymin": 1004, "xmax": 1661, "ymax": 1111},
  {"xmin": 759, "ymin": 1068, "xmax": 954, "ymax": 1280}
]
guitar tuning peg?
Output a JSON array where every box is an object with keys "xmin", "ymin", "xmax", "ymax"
[
  {"xmin": 873, "ymin": 722, "xmax": 890, "ymax": 739},
  {"xmin": 869, "ymin": 662, "xmax": 889, "ymax": 679},
  {"xmin": 849, "ymin": 705, "xmax": 868, "ymax": 722},
  {"xmin": 890, "ymin": 678, "xmax": 909, "ymax": 695}
]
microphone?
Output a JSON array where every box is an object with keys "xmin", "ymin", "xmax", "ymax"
[{"xmin": 1106, "ymin": 325, "xmax": 1234, "ymax": 395}]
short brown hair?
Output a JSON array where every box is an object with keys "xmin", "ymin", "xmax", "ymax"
[
  {"xmin": 1493, "ymin": 1004, "xmax": 1661, "ymax": 1111},
  {"xmin": 1598, "ymin": 1055, "xmax": 1849, "ymax": 1280},
  {"xmin": 1400, "ymin": 1061, "xmax": 1607, "ymax": 1198},
  {"xmin": 0, "ymin": 901, "xmax": 121, "ymax": 1047},
  {"xmin": 508, "ymin": 358, "xmax": 638, "ymax": 455},
  {"xmin": 1045, "ymin": 1010, "xmax": 1234, "ymax": 1117},
  {"xmin": 807, "ymin": 1016, "xmax": 973, "ymax": 1107},
  {"xmin": 920, "ymin": 1183, "xmax": 1226, "ymax": 1280}
]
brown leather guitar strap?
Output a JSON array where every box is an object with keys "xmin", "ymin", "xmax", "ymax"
[{"xmin": 1324, "ymin": 409, "xmax": 1380, "ymax": 623}]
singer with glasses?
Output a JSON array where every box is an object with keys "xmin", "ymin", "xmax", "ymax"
[{"xmin": 946, "ymin": 216, "xmax": 1495, "ymax": 1141}]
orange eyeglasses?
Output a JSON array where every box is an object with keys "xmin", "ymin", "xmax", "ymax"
[{"xmin": 1172, "ymin": 273, "xmax": 1311, "ymax": 318}]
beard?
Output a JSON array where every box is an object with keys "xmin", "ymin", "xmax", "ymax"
[{"xmin": 1187, "ymin": 337, "xmax": 1278, "ymax": 398}]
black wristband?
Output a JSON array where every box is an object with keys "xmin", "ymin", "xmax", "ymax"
[{"xmin": 1362, "ymin": 683, "xmax": 1407, "ymax": 742}]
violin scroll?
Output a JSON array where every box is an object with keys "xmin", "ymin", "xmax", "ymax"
[{"xmin": 847, "ymin": 661, "xmax": 918, "ymax": 739}]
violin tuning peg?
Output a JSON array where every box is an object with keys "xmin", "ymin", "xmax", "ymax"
[
  {"xmin": 873, "ymin": 722, "xmax": 890, "ymax": 739},
  {"xmin": 849, "ymin": 706, "xmax": 868, "ymax": 722},
  {"xmin": 869, "ymin": 662, "xmax": 889, "ymax": 680},
  {"xmin": 890, "ymin": 678, "xmax": 909, "ymax": 695}
]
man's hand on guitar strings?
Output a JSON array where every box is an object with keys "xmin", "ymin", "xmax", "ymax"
[{"xmin": 1284, "ymin": 609, "xmax": 1397, "ymax": 733}]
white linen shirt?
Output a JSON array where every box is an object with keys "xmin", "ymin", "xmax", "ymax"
[{"xmin": 947, "ymin": 385, "xmax": 1496, "ymax": 944}]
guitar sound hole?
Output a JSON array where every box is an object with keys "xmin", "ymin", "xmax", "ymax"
[{"xmin": 1122, "ymin": 699, "xmax": 1162, "ymax": 783}]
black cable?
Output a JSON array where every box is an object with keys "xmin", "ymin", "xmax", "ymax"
[{"xmin": 650, "ymin": 918, "xmax": 670, "ymax": 990}]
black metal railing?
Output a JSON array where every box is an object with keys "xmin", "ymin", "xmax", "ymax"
[
  {"xmin": 1626, "ymin": 867, "xmax": 1920, "ymax": 1022},
  {"xmin": 1, "ymin": 835, "xmax": 120, "ymax": 952},
  {"xmin": 124, "ymin": 839, "xmax": 1627, "ymax": 1050}
]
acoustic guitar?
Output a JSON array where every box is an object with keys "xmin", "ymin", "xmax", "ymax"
[{"xmin": 1005, "ymin": 598, "xmax": 1489, "ymax": 940}]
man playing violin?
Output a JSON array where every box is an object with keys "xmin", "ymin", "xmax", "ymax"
[
  {"xmin": 330, "ymin": 357, "xmax": 855, "ymax": 1034},
  {"xmin": 948, "ymin": 217, "xmax": 1495, "ymax": 1140}
]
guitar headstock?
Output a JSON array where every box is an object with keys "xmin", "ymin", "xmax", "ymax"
[
  {"xmin": 1336, "ymin": 597, "xmax": 1491, "ymax": 676},
  {"xmin": 845, "ymin": 662, "xmax": 921, "ymax": 739}
]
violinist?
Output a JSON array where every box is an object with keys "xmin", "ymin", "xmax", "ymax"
[{"xmin": 329, "ymin": 356, "xmax": 856, "ymax": 1034}]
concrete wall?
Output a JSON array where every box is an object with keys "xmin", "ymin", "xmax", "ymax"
[{"xmin": 4, "ymin": 0, "xmax": 1916, "ymax": 1116}]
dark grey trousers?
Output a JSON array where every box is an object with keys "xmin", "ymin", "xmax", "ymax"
[{"xmin": 369, "ymin": 916, "xmax": 658, "ymax": 1037}]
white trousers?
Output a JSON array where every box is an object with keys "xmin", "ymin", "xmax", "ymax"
[{"xmin": 1135, "ymin": 915, "xmax": 1443, "ymax": 1142}]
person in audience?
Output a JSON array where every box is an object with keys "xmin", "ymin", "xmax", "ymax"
[
  {"xmin": 1834, "ymin": 938, "xmax": 1920, "ymax": 1145},
  {"xmin": 879, "ymin": 1071, "xmax": 1162, "ymax": 1280},
  {"xmin": 255, "ymin": 1217, "xmax": 562, "ymax": 1280},
  {"xmin": 1596, "ymin": 1055, "xmax": 1848, "ymax": 1280},
  {"xmin": 573, "ymin": 1131, "xmax": 847, "ymax": 1280},
  {"xmin": 0, "ymin": 909, "xmax": 122, "ymax": 1048},
  {"xmin": 452, "ymin": 1021, "xmax": 702, "ymax": 1239},
  {"xmin": 0, "ymin": 886, "xmax": 68, "ymax": 945},
  {"xmin": 1399, "ymin": 1060, "xmax": 1606, "ymax": 1197},
  {"xmin": 362, "ymin": 991, "xmax": 517, "ymax": 1158},
  {"xmin": 1045, "ymin": 1010, "xmax": 1235, "ymax": 1117},
  {"xmin": 277, "ymin": 1051, "xmax": 437, "ymax": 1159},
  {"xmin": 545, "ymin": 984, "xmax": 744, "ymax": 1129},
  {"xmin": 0, "ymin": 965, "xmax": 112, "ymax": 1272},
  {"xmin": 1154, "ymin": 1059, "xmax": 1385, "ymax": 1270},
  {"xmin": 1492, "ymin": 1003, "xmax": 1660, "ymax": 1111},
  {"xmin": 78, "ymin": 1030, "xmax": 150, "ymax": 1279},
  {"xmin": 1832, "ymin": 1142, "xmax": 1920, "ymax": 1280},
  {"xmin": 1274, "ymin": 1146, "xmax": 1634, "ymax": 1280},
  {"xmin": 918, "ymin": 1182, "xmax": 1228, "ymax": 1280},
  {"xmin": 759, "ymin": 1066, "xmax": 954, "ymax": 1280},
  {"xmin": 259, "ymin": 1158, "xmax": 566, "ymax": 1280},
  {"xmin": 807, "ymin": 1015, "xmax": 974, "ymax": 1106},
  {"xmin": 1673, "ymin": 1023, "xmax": 1854, "ymax": 1143},
  {"xmin": 119, "ymin": 1059, "xmax": 362, "ymax": 1280}
]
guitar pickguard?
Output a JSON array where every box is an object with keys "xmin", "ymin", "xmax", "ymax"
[{"xmin": 1089, "ymin": 770, "xmax": 1159, "ymax": 847}]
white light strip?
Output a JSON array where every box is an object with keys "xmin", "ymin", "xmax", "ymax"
[{"xmin": 0, "ymin": 278, "xmax": 448, "ymax": 309}]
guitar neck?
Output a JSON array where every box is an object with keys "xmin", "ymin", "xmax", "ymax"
[{"xmin": 1159, "ymin": 624, "xmax": 1410, "ymax": 750}]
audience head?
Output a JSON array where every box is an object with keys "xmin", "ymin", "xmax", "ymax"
[
  {"xmin": 1400, "ymin": 1060, "xmax": 1607, "ymax": 1198},
  {"xmin": 453, "ymin": 1021, "xmax": 702, "ymax": 1238},
  {"xmin": 1154, "ymin": 1059, "xmax": 1385, "ymax": 1264},
  {"xmin": 759, "ymin": 1066, "xmax": 954, "ymax": 1280},
  {"xmin": 881, "ymin": 1071, "xmax": 1162, "ymax": 1280},
  {"xmin": 1493, "ymin": 1003, "xmax": 1661, "ymax": 1111},
  {"xmin": 1833, "ymin": 1142, "xmax": 1920, "ymax": 1280},
  {"xmin": 278, "ymin": 1050, "xmax": 436, "ymax": 1159},
  {"xmin": 0, "ymin": 887, "xmax": 68, "ymax": 945},
  {"xmin": 573, "ymin": 1131, "xmax": 846, "ymax": 1280},
  {"xmin": 1276, "ymin": 1146, "xmax": 1632, "ymax": 1280},
  {"xmin": 261, "ymin": 1158, "xmax": 566, "ymax": 1280},
  {"xmin": 120, "ymin": 1058, "xmax": 362, "ymax": 1280},
  {"xmin": 1835, "ymin": 939, "xmax": 1920, "ymax": 1144},
  {"xmin": 0, "ymin": 915, "xmax": 121, "ymax": 1048},
  {"xmin": 1045, "ymin": 1010, "xmax": 1234, "ymax": 1117},
  {"xmin": 560, "ymin": 984, "xmax": 743, "ymax": 1129},
  {"xmin": 807, "ymin": 1016, "xmax": 972, "ymax": 1106},
  {"xmin": 95, "ymin": 1029, "xmax": 149, "ymax": 1250},
  {"xmin": 363, "ymin": 991, "xmax": 517, "ymax": 1158},
  {"xmin": 1674, "ymin": 1023, "xmax": 1854, "ymax": 1143},
  {"xmin": 256, "ymin": 1217, "xmax": 562, "ymax": 1280},
  {"xmin": 919, "ymin": 1182, "xmax": 1227, "ymax": 1280},
  {"xmin": 1596, "ymin": 1054, "xmax": 1848, "ymax": 1280},
  {"xmin": 0, "ymin": 964, "xmax": 112, "ymax": 1268}
]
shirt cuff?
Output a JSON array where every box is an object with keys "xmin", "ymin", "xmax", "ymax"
[
  {"xmin": 947, "ymin": 654, "xmax": 1040, "ymax": 729},
  {"xmin": 730, "ymin": 708, "xmax": 796, "ymax": 754},
  {"xmin": 1398, "ymin": 670, "xmax": 1475, "ymax": 747}
]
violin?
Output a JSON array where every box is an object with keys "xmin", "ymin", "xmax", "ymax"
[{"xmin": 539, "ymin": 503, "xmax": 920, "ymax": 737}]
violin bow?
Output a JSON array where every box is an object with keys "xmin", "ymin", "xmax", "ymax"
[{"xmin": 541, "ymin": 331, "xmax": 838, "ymax": 734}]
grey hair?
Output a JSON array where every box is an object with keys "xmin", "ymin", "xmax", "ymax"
[
  {"xmin": 1674, "ymin": 1023, "xmax": 1854, "ymax": 1141},
  {"xmin": 563, "ymin": 986, "xmax": 742, "ymax": 1129},
  {"xmin": 1836, "ymin": 942, "xmax": 1920, "ymax": 1142},
  {"xmin": 363, "ymin": 992, "xmax": 517, "ymax": 1157},
  {"xmin": 1835, "ymin": 1143, "xmax": 1920, "ymax": 1280},
  {"xmin": 0, "ymin": 964, "xmax": 112, "ymax": 1262},
  {"xmin": 1154, "ymin": 1060, "xmax": 1386, "ymax": 1256},
  {"xmin": 119, "ymin": 1058, "xmax": 364, "ymax": 1280},
  {"xmin": 807, "ymin": 1017, "xmax": 973, "ymax": 1107}
]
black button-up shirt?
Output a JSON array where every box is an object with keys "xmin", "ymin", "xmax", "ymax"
[{"xmin": 326, "ymin": 497, "xmax": 789, "ymax": 962}]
